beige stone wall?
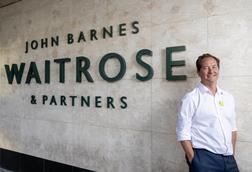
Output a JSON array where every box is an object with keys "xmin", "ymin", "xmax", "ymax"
[{"xmin": 0, "ymin": 0, "xmax": 252, "ymax": 171}]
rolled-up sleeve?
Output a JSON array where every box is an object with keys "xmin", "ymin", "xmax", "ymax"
[{"xmin": 176, "ymin": 94, "xmax": 196, "ymax": 141}]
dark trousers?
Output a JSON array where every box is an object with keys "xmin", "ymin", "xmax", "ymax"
[{"xmin": 186, "ymin": 149, "xmax": 239, "ymax": 172}]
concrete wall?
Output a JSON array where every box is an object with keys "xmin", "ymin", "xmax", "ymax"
[{"xmin": 0, "ymin": 0, "xmax": 252, "ymax": 171}]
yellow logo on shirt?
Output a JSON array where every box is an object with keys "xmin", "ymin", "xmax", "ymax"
[{"xmin": 219, "ymin": 101, "xmax": 224, "ymax": 107}]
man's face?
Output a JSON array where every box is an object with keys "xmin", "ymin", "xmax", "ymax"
[{"xmin": 198, "ymin": 57, "xmax": 219, "ymax": 84}]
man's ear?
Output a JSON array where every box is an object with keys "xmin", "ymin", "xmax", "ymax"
[{"xmin": 197, "ymin": 71, "xmax": 200, "ymax": 77}]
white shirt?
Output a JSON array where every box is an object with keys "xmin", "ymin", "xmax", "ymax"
[{"xmin": 176, "ymin": 83, "xmax": 237, "ymax": 155}]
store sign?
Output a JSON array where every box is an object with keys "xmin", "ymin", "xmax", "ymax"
[{"xmin": 3, "ymin": 21, "xmax": 187, "ymax": 109}]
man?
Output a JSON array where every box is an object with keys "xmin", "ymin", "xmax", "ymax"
[{"xmin": 176, "ymin": 54, "xmax": 239, "ymax": 172}]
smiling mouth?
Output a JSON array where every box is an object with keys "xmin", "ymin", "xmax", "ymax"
[{"xmin": 207, "ymin": 75, "xmax": 218, "ymax": 80}]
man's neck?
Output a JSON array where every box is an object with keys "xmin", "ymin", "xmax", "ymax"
[{"xmin": 201, "ymin": 81, "xmax": 217, "ymax": 95}]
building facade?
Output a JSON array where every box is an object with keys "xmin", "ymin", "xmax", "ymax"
[{"xmin": 1, "ymin": 0, "xmax": 252, "ymax": 171}]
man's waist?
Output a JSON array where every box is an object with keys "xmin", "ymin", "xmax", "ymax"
[
  {"xmin": 193, "ymin": 148, "xmax": 233, "ymax": 157},
  {"xmin": 191, "ymin": 133, "xmax": 233, "ymax": 155},
  {"xmin": 192, "ymin": 143, "xmax": 233, "ymax": 156}
]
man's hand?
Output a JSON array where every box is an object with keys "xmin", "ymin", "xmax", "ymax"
[{"xmin": 180, "ymin": 140, "xmax": 194, "ymax": 163}]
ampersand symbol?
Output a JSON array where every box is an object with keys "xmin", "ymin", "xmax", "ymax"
[{"xmin": 31, "ymin": 95, "xmax": 37, "ymax": 104}]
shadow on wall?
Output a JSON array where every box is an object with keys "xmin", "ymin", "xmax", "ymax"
[{"xmin": 0, "ymin": 148, "xmax": 95, "ymax": 172}]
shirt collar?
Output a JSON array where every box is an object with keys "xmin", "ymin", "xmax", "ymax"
[{"xmin": 197, "ymin": 82, "xmax": 223, "ymax": 95}]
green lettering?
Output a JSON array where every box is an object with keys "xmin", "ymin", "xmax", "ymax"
[
  {"xmin": 136, "ymin": 49, "xmax": 154, "ymax": 81},
  {"xmin": 4, "ymin": 63, "xmax": 25, "ymax": 84},
  {"xmin": 99, "ymin": 53, "xmax": 126, "ymax": 82},
  {"xmin": 41, "ymin": 38, "xmax": 48, "ymax": 48},
  {"xmin": 131, "ymin": 21, "xmax": 139, "ymax": 34},
  {"xmin": 51, "ymin": 36, "xmax": 59, "ymax": 47},
  {"xmin": 76, "ymin": 56, "xmax": 94, "ymax": 82},
  {"xmin": 120, "ymin": 96, "xmax": 127, "ymax": 109},
  {"xmin": 119, "ymin": 23, "xmax": 127, "ymax": 36},
  {"xmin": 103, "ymin": 26, "xmax": 113, "ymax": 39},
  {"xmin": 67, "ymin": 33, "xmax": 74, "ymax": 44},
  {"xmin": 166, "ymin": 46, "xmax": 187, "ymax": 81},
  {"xmin": 42, "ymin": 95, "xmax": 48, "ymax": 104},
  {"xmin": 90, "ymin": 29, "xmax": 98, "ymax": 41},
  {"xmin": 78, "ymin": 32, "xmax": 86, "ymax": 43},
  {"xmin": 25, "ymin": 62, "xmax": 41, "ymax": 84},
  {"xmin": 81, "ymin": 96, "xmax": 90, "ymax": 107},
  {"xmin": 50, "ymin": 95, "xmax": 57, "ymax": 105},
  {"xmin": 95, "ymin": 96, "xmax": 102, "ymax": 108},
  {"xmin": 60, "ymin": 96, "xmax": 67, "ymax": 106},
  {"xmin": 107, "ymin": 97, "xmax": 115, "ymax": 109},
  {"xmin": 69, "ymin": 96, "xmax": 77, "ymax": 106},
  {"xmin": 45, "ymin": 60, "xmax": 50, "ymax": 84},
  {"xmin": 54, "ymin": 58, "xmax": 71, "ymax": 83}
]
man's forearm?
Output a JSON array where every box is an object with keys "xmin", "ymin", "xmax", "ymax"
[
  {"xmin": 180, "ymin": 140, "xmax": 194, "ymax": 162},
  {"xmin": 232, "ymin": 131, "xmax": 237, "ymax": 155}
]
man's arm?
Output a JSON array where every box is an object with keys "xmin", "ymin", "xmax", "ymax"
[
  {"xmin": 176, "ymin": 94, "xmax": 195, "ymax": 162},
  {"xmin": 232, "ymin": 131, "xmax": 237, "ymax": 155},
  {"xmin": 180, "ymin": 140, "xmax": 194, "ymax": 163}
]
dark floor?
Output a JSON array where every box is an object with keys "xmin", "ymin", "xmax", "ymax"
[
  {"xmin": 0, "ymin": 148, "xmax": 95, "ymax": 172},
  {"xmin": 0, "ymin": 167, "xmax": 13, "ymax": 172}
]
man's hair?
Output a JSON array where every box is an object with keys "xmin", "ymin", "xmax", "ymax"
[{"xmin": 196, "ymin": 53, "xmax": 220, "ymax": 72}]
